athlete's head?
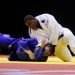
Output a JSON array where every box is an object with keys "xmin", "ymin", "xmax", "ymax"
[
  {"xmin": 43, "ymin": 43, "xmax": 55, "ymax": 56},
  {"xmin": 34, "ymin": 43, "xmax": 55, "ymax": 61},
  {"xmin": 24, "ymin": 15, "xmax": 39, "ymax": 30}
]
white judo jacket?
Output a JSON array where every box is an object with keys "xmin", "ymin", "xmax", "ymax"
[{"xmin": 28, "ymin": 13, "xmax": 64, "ymax": 46}]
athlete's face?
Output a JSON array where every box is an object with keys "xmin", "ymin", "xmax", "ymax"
[
  {"xmin": 43, "ymin": 46, "xmax": 52, "ymax": 56},
  {"xmin": 25, "ymin": 19, "xmax": 38, "ymax": 30}
]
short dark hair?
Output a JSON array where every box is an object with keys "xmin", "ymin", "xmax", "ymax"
[
  {"xmin": 44, "ymin": 43, "xmax": 56, "ymax": 55},
  {"xmin": 24, "ymin": 15, "xmax": 35, "ymax": 23}
]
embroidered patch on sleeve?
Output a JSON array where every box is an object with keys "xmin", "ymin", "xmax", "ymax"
[{"xmin": 41, "ymin": 20, "xmax": 45, "ymax": 23}]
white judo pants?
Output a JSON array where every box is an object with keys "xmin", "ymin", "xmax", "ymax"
[{"xmin": 54, "ymin": 28, "xmax": 75, "ymax": 62}]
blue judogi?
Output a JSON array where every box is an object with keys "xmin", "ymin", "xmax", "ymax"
[
  {"xmin": 18, "ymin": 38, "xmax": 38, "ymax": 52},
  {"xmin": 17, "ymin": 38, "xmax": 48, "ymax": 61},
  {"xmin": 0, "ymin": 33, "xmax": 48, "ymax": 61},
  {"xmin": 0, "ymin": 33, "xmax": 15, "ymax": 48},
  {"xmin": 16, "ymin": 38, "xmax": 38, "ymax": 61}
]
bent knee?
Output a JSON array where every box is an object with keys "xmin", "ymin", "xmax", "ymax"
[{"xmin": 62, "ymin": 57, "xmax": 72, "ymax": 62}]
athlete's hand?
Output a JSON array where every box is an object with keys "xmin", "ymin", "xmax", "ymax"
[{"xmin": 41, "ymin": 40, "xmax": 46, "ymax": 48}]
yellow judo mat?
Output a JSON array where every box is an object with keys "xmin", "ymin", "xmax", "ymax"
[{"xmin": 0, "ymin": 56, "xmax": 75, "ymax": 65}]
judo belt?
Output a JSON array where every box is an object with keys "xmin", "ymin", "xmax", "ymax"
[
  {"xmin": 51, "ymin": 34, "xmax": 64, "ymax": 55},
  {"xmin": 58, "ymin": 34, "xmax": 64, "ymax": 40}
]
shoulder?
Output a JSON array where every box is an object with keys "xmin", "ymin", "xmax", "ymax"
[
  {"xmin": 35, "ymin": 13, "xmax": 54, "ymax": 21},
  {"xmin": 35, "ymin": 13, "xmax": 50, "ymax": 24},
  {"xmin": 35, "ymin": 13, "xmax": 52, "ymax": 17},
  {"xmin": 38, "ymin": 13, "xmax": 54, "ymax": 17}
]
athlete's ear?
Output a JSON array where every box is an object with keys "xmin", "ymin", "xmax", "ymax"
[{"xmin": 44, "ymin": 43, "xmax": 55, "ymax": 56}]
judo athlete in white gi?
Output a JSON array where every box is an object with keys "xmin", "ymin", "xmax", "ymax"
[{"xmin": 24, "ymin": 13, "xmax": 75, "ymax": 62}]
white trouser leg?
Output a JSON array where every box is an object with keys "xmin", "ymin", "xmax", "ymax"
[
  {"xmin": 68, "ymin": 38, "xmax": 75, "ymax": 55},
  {"xmin": 63, "ymin": 28, "xmax": 75, "ymax": 55}
]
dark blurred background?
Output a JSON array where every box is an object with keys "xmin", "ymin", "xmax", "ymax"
[
  {"xmin": 0, "ymin": 0, "xmax": 75, "ymax": 38},
  {"xmin": 0, "ymin": 0, "xmax": 75, "ymax": 55}
]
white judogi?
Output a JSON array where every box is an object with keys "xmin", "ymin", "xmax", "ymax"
[
  {"xmin": 29, "ymin": 28, "xmax": 49, "ymax": 46},
  {"xmin": 28, "ymin": 13, "xmax": 75, "ymax": 61},
  {"xmin": 29, "ymin": 14, "xmax": 63, "ymax": 45}
]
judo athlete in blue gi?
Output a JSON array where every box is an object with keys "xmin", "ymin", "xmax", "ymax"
[
  {"xmin": 16, "ymin": 38, "xmax": 48, "ymax": 61},
  {"xmin": 0, "ymin": 33, "xmax": 48, "ymax": 61}
]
